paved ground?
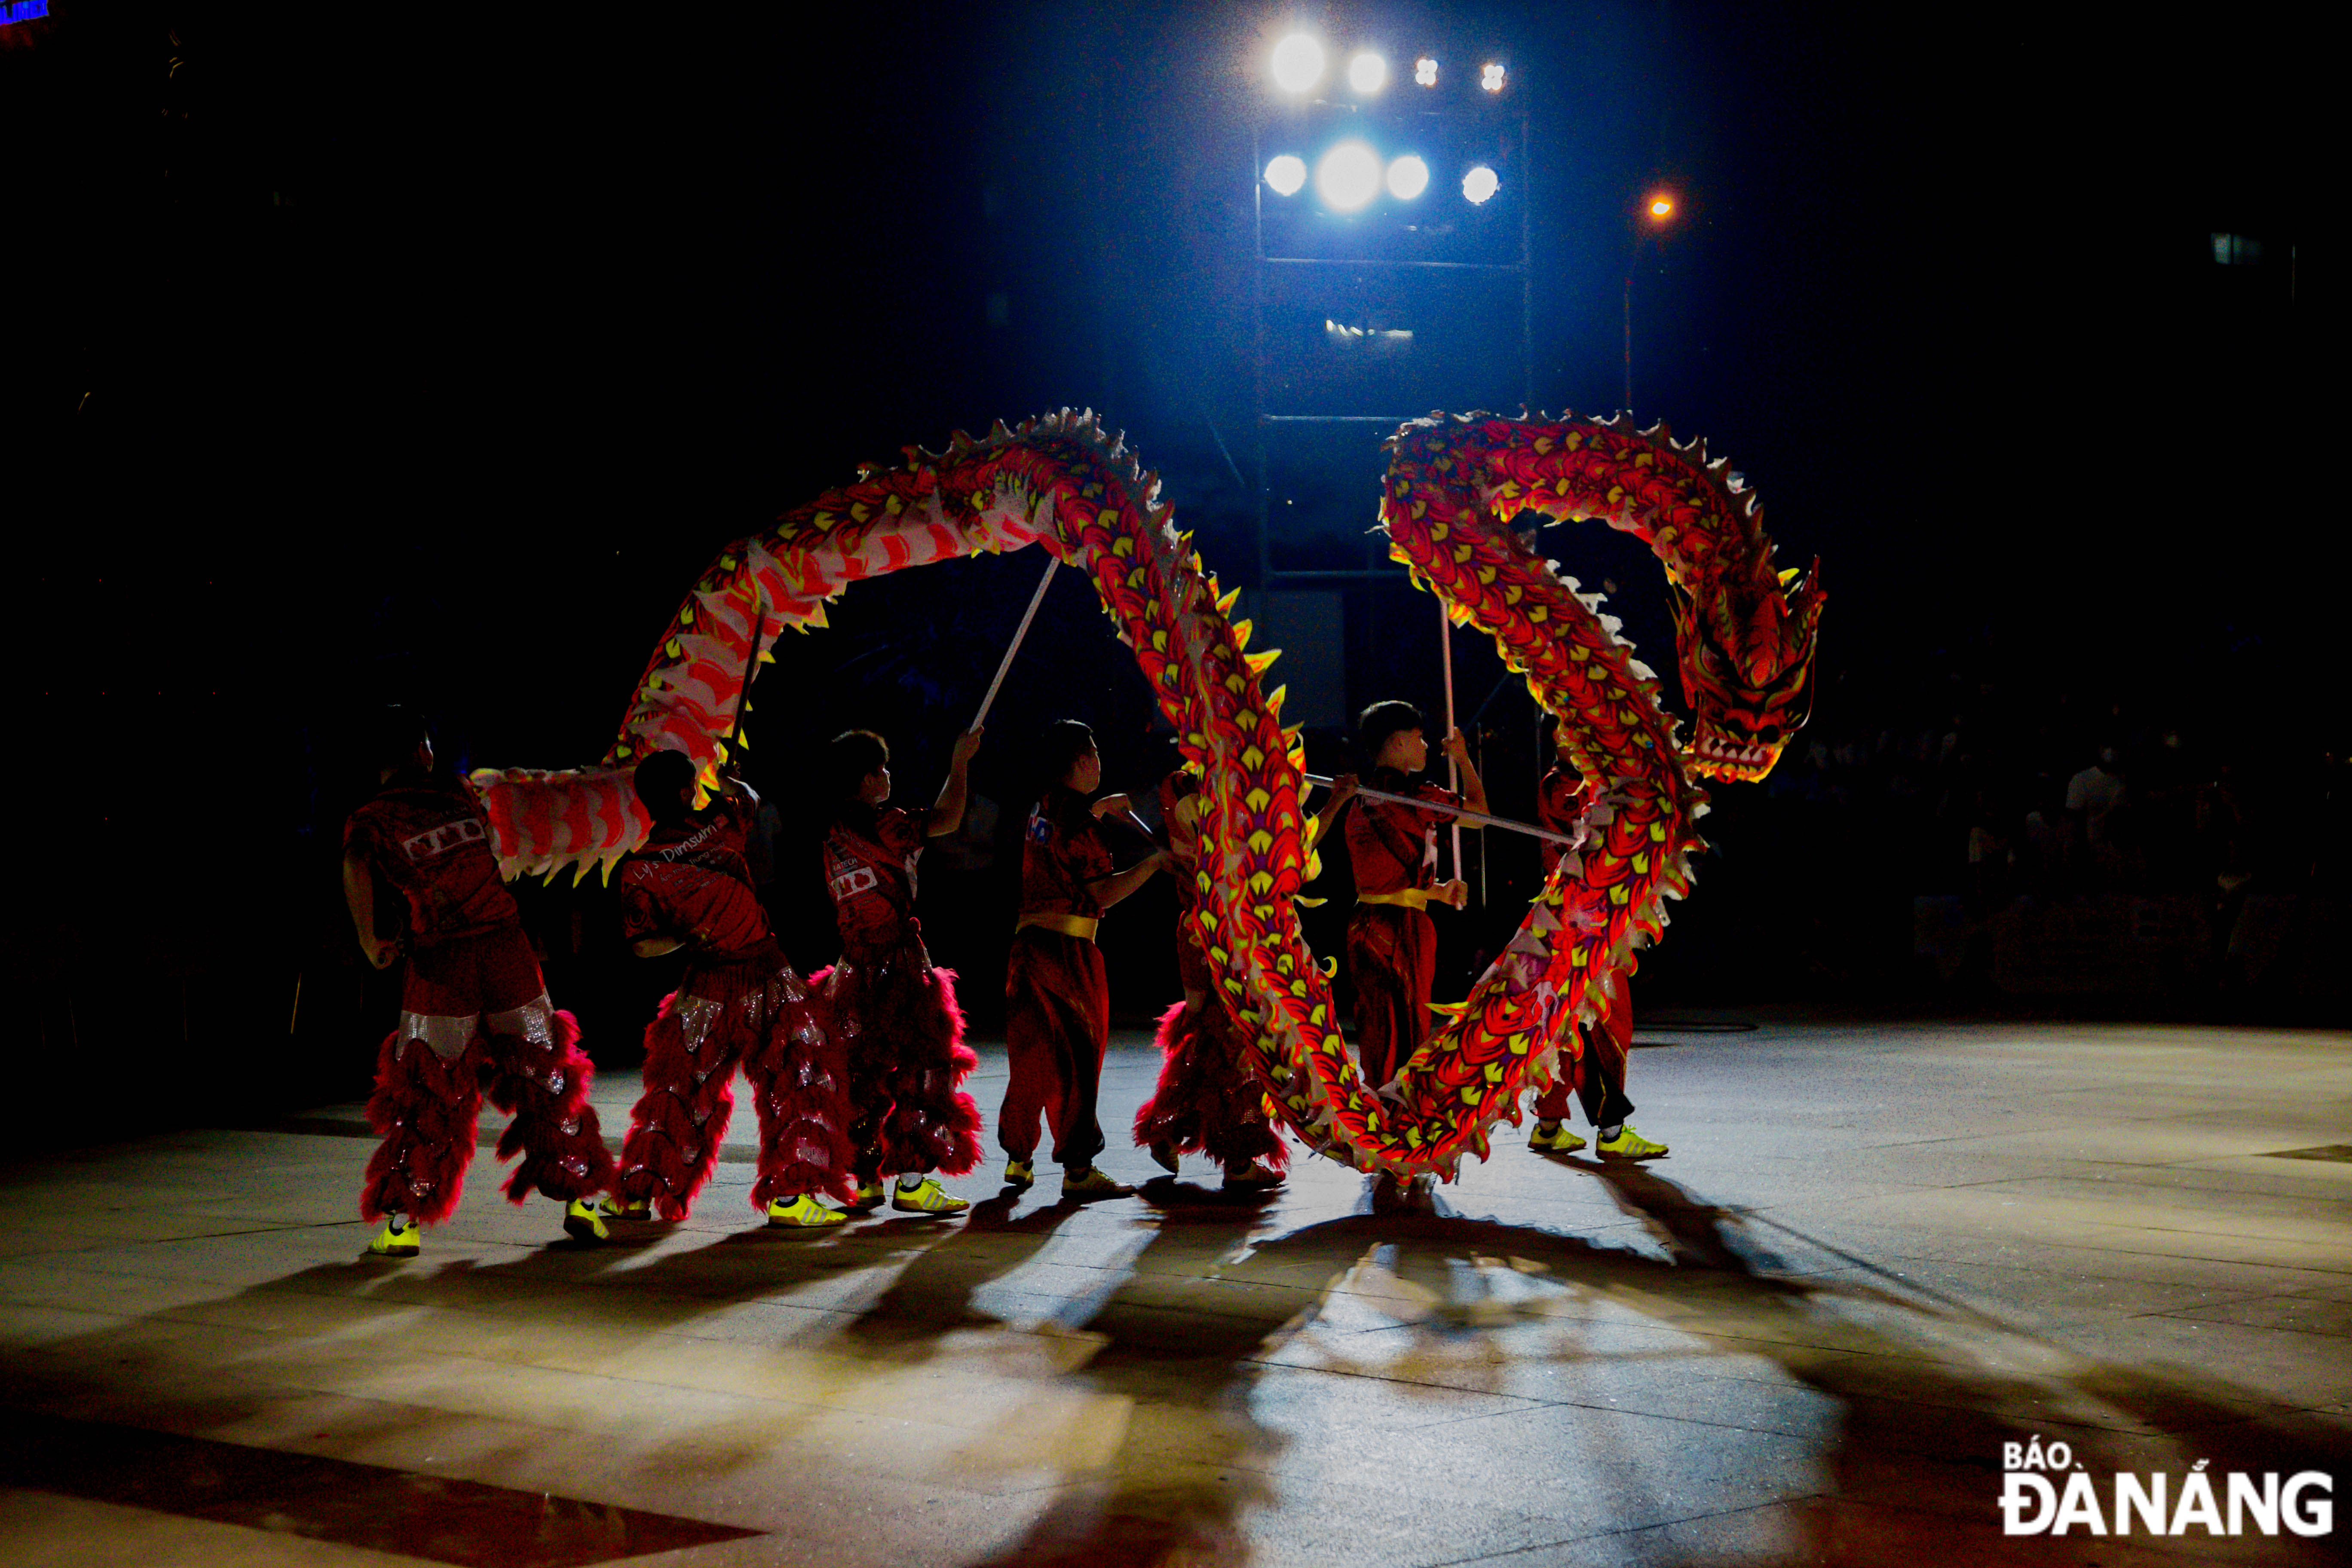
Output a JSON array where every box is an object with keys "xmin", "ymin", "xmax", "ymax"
[{"xmin": 2, "ymin": 1019, "xmax": 2348, "ymax": 1567}]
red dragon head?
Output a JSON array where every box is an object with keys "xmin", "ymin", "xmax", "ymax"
[{"xmin": 1670, "ymin": 555, "xmax": 1824, "ymax": 783}]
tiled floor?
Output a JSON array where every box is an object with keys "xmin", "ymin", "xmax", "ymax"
[{"xmin": 3, "ymin": 1020, "xmax": 2348, "ymax": 1565}]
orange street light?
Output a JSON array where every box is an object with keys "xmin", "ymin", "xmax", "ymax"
[{"xmin": 1626, "ymin": 191, "xmax": 1682, "ymax": 414}]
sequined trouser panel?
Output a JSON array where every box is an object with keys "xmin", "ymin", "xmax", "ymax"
[
  {"xmin": 1133, "ymin": 997, "xmax": 1287, "ymax": 1173},
  {"xmin": 359, "ymin": 998, "xmax": 611, "ymax": 1225},
  {"xmin": 615, "ymin": 955, "xmax": 853, "ymax": 1219},
  {"xmin": 815, "ymin": 943, "xmax": 983, "ymax": 1182}
]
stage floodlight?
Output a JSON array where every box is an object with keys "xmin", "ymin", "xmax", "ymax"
[
  {"xmin": 1265, "ymin": 154, "xmax": 1308, "ymax": 197},
  {"xmin": 1271, "ymin": 34, "xmax": 1324, "ymax": 94},
  {"xmin": 1348, "ymin": 52, "xmax": 1387, "ymax": 94},
  {"xmin": 1386, "ymin": 155, "xmax": 1430, "ymax": 200},
  {"xmin": 1648, "ymin": 194, "xmax": 1675, "ymax": 219},
  {"xmin": 1414, "ymin": 56, "xmax": 1439, "ymax": 87},
  {"xmin": 1462, "ymin": 165, "xmax": 1500, "ymax": 205},
  {"xmin": 1481, "ymin": 61, "xmax": 1507, "ymax": 92},
  {"xmin": 1316, "ymin": 141, "xmax": 1382, "ymax": 211}
]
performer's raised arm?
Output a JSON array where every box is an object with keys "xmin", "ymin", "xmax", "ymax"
[
  {"xmin": 1310, "ymin": 772, "xmax": 1361, "ymax": 842},
  {"xmin": 925, "ymin": 726, "xmax": 985, "ymax": 838},
  {"xmin": 1078, "ymin": 781, "xmax": 1169, "ymax": 908},
  {"xmin": 1442, "ymin": 727, "xmax": 1489, "ymax": 818},
  {"xmin": 1088, "ymin": 845, "xmax": 1171, "ymax": 910}
]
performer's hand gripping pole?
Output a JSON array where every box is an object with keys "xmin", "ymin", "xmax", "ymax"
[
  {"xmin": 1304, "ymin": 773, "xmax": 1580, "ymax": 849},
  {"xmin": 971, "ymin": 557, "xmax": 1059, "ymax": 732}
]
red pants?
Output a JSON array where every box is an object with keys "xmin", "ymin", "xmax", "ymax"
[
  {"xmin": 1002, "ymin": 927, "xmax": 1109, "ymax": 1170},
  {"xmin": 616, "ymin": 942, "xmax": 855, "ymax": 1218},
  {"xmin": 360, "ymin": 926, "xmax": 612, "ymax": 1225},
  {"xmin": 1345, "ymin": 902, "xmax": 1436, "ymax": 1085},
  {"xmin": 1534, "ymin": 984, "xmax": 1635, "ymax": 1128},
  {"xmin": 817, "ymin": 937, "xmax": 983, "ymax": 1181},
  {"xmin": 400, "ymin": 922, "xmax": 544, "ymax": 1019}
]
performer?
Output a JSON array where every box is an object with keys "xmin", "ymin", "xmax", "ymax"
[
  {"xmin": 1134, "ymin": 764, "xmax": 1356, "ymax": 1188},
  {"xmin": 609, "ymin": 750, "xmax": 857, "ymax": 1227},
  {"xmin": 814, "ymin": 726, "xmax": 988, "ymax": 1216},
  {"xmin": 342, "ymin": 710, "xmax": 614, "ymax": 1256},
  {"xmin": 1342, "ymin": 701, "xmax": 1488, "ymax": 1087},
  {"xmin": 1528, "ymin": 759, "xmax": 1668, "ymax": 1159},
  {"xmin": 1001, "ymin": 720, "xmax": 1167, "ymax": 1199}
]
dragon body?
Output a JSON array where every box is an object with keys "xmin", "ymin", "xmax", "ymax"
[{"xmin": 471, "ymin": 409, "xmax": 1820, "ymax": 1180}]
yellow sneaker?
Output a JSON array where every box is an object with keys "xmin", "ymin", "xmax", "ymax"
[
  {"xmin": 599, "ymin": 1195, "xmax": 650, "ymax": 1220},
  {"xmin": 368, "ymin": 1217, "xmax": 420, "ymax": 1257},
  {"xmin": 844, "ymin": 1180, "xmax": 886, "ymax": 1212},
  {"xmin": 1222, "ymin": 1161, "xmax": 1284, "ymax": 1191},
  {"xmin": 1529, "ymin": 1121, "xmax": 1588, "ymax": 1154},
  {"xmin": 563, "ymin": 1199, "xmax": 611, "ymax": 1242},
  {"xmin": 1148, "ymin": 1139, "xmax": 1179, "ymax": 1174},
  {"xmin": 1003, "ymin": 1158, "xmax": 1035, "ymax": 1191},
  {"xmin": 765, "ymin": 1194, "xmax": 847, "ymax": 1228},
  {"xmin": 891, "ymin": 1177, "xmax": 971, "ymax": 1215},
  {"xmin": 1596, "ymin": 1124, "xmax": 1669, "ymax": 1161},
  {"xmin": 1061, "ymin": 1167, "xmax": 1134, "ymax": 1201}
]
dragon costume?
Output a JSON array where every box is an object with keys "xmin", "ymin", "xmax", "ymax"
[{"xmin": 470, "ymin": 409, "xmax": 1821, "ymax": 1182}]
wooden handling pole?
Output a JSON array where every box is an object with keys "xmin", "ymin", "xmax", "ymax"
[
  {"xmin": 1304, "ymin": 774, "xmax": 1579, "ymax": 848},
  {"xmin": 1440, "ymin": 598, "xmax": 1464, "ymax": 888},
  {"xmin": 971, "ymin": 557, "xmax": 1059, "ymax": 731}
]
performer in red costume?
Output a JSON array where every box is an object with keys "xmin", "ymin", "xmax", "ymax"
[
  {"xmin": 814, "ymin": 726, "xmax": 988, "ymax": 1216},
  {"xmin": 1528, "ymin": 759, "xmax": 1668, "ymax": 1159},
  {"xmin": 342, "ymin": 710, "xmax": 614, "ymax": 1256},
  {"xmin": 1133, "ymin": 764, "xmax": 1356, "ymax": 1189},
  {"xmin": 1342, "ymin": 701, "xmax": 1488, "ymax": 1088},
  {"xmin": 609, "ymin": 750, "xmax": 856, "ymax": 1227},
  {"xmin": 1002, "ymin": 720, "xmax": 1167, "ymax": 1199}
]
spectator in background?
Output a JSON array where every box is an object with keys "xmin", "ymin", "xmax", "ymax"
[
  {"xmin": 2067, "ymin": 742, "xmax": 2127, "ymax": 886},
  {"xmin": 2020, "ymin": 773, "xmax": 2068, "ymax": 898},
  {"xmin": 1964, "ymin": 783, "xmax": 2016, "ymax": 913}
]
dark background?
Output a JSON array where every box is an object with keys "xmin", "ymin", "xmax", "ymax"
[{"xmin": 3, "ymin": 1, "xmax": 2334, "ymax": 1135}]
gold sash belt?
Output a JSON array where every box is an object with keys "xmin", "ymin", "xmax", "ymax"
[
  {"xmin": 1017, "ymin": 911, "xmax": 1101, "ymax": 942},
  {"xmin": 1357, "ymin": 889, "xmax": 1430, "ymax": 911}
]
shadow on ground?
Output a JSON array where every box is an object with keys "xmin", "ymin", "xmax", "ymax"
[{"xmin": 6, "ymin": 1161, "xmax": 2346, "ymax": 1567}]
